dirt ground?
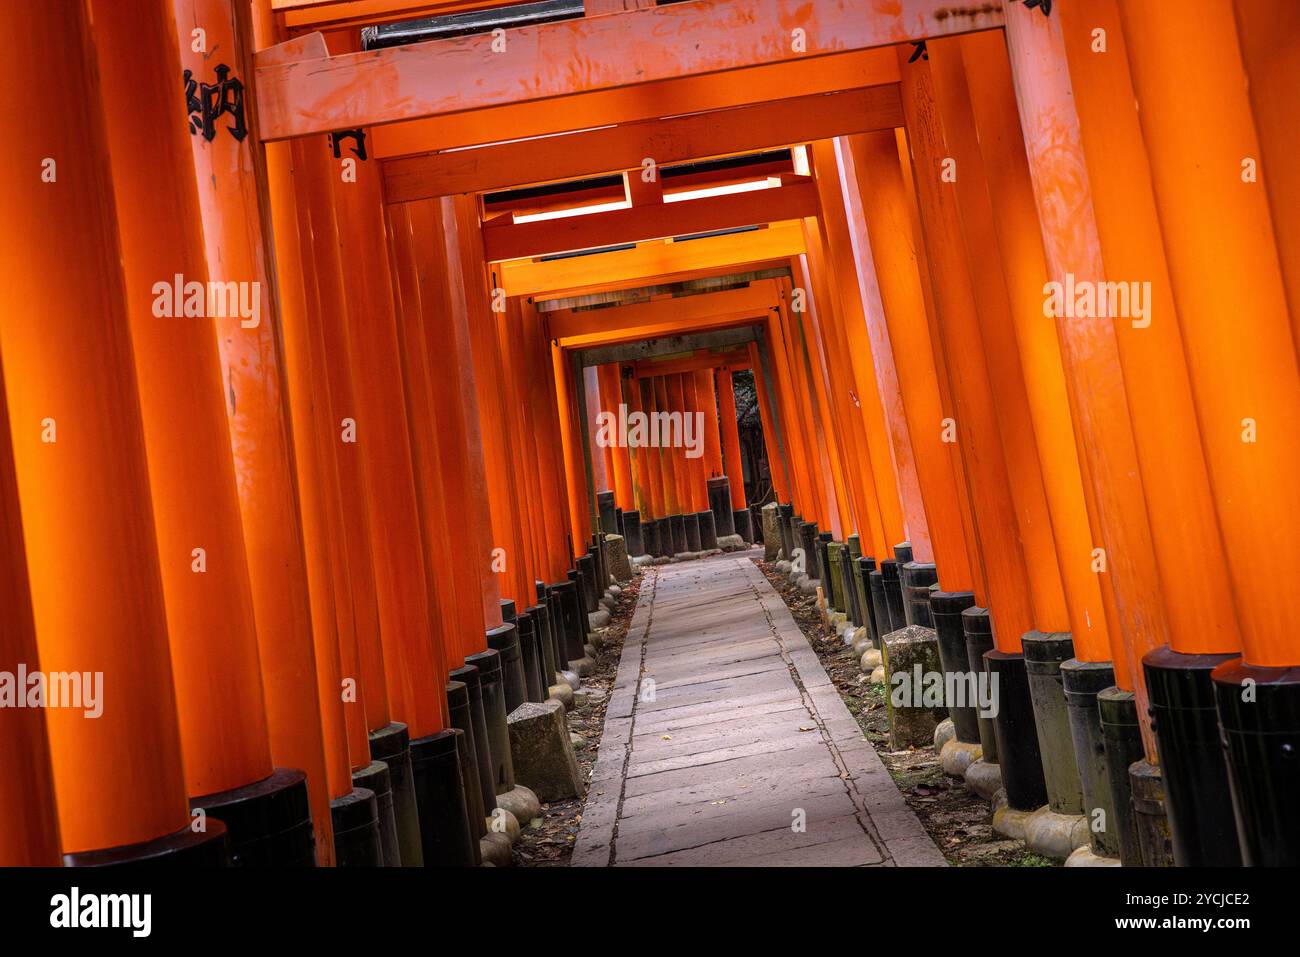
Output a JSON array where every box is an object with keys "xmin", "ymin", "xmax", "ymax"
[
  {"xmin": 512, "ymin": 574, "xmax": 639, "ymax": 867},
  {"xmin": 752, "ymin": 557, "xmax": 1056, "ymax": 868}
]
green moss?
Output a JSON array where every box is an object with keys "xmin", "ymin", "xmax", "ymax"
[{"xmin": 1008, "ymin": 850, "xmax": 1057, "ymax": 867}]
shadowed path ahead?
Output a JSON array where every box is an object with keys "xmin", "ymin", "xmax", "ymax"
[{"xmin": 573, "ymin": 552, "xmax": 946, "ymax": 867}]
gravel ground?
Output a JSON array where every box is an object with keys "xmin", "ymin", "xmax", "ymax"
[
  {"xmin": 513, "ymin": 574, "xmax": 640, "ymax": 867},
  {"xmin": 752, "ymin": 557, "xmax": 1056, "ymax": 868}
]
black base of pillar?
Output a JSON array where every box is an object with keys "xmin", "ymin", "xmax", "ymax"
[
  {"xmin": 597, "ymin": 489, "xmax": 617, "ymax": 536},
  {"xmin": 409, "ymin": 729, "xmax": 476, "ymax": 866},
  {"xmin": 797, "ymin": 521, "xmax": 819, "ymax": 579},
  {"xmin": 1212, "ymin": 658, "xmax": 1300, "ymax": 866},
  {"xmin": 879, "ymin": 560, "xmax": 905, "ymax": 634},
  {"xmin": 190, "ymin": 768, "xmax": 316, "ymax": 867},
  {"xmin": 856, "ymin": 556, "xmax": 881, "ymax": 650},
  {"xmin": 1128, "ymin": 758, "xmax": 1176, "ymax": 866},
  {"xmin": 368, "ymin": 721, "xmax": 421, "ymax": 867},
  {"xmin": 1062, "ymin": 659, "xmax": 1119, "ymax": 856},
  {"xmin": 64, "ymin": 820, "xmax": 232, "ymax": 868},
  {"xmin": 696, "ymin": 510, "xmax": 717, "ymax": 550},
  {"xmin": 846, "ymin": 535, "xmax": 870, "ymax": 626},
  {"xmin": 930, "ymin": 591, "xmax": 981, "ymax": 743},
  {"xmin": 449, "ymin": 664, "xmax": 497, "ymax": 817},
  {"xmin": 901, "ymin": 562, "xmax": 937, "ymax": 629},
  {"xmin": 707, "ymin": 477, "xmax": 735, "ymax": 536},
  {"xmin": 668, "ymin": 514, "xmax": 686, "ymax": 555},
  {"xmin": 1022, "ymin": 631, "xmax": 1083, "ymax": 815},
  {"xmin": 1143, "ymin": 645, "xmax": 1242, "ymax": 866},
  {"xmin": 1098, "ymin": 687, "xmax": 1145, "ymax": 866},
  {"xmin": 487, "ymin": 621, "xmax": 528, "ymax": 714},
  {"xmin": 776, "ymin": 503, "xmax": 795, "ymax": 560},
  {"xmin": 824, "ymin": 541, "xmax": 844, "ymax": 612},
  {"xmin": 839, "ymin": 544, "xmax": 862, "ymax": 625},
  {"xmin": 684, "ymin": 511, "xmax": 701, "ymax": 551},
  {"xmin": 517, "ymin": 610, "xmax": 545, "ymax": 703},
  {"xmin": 446, "ymin": 681, "xmax": 486, "ymax": 845},
  {"xmin": 641, "ymin": 519, "xmax": 659, "ymax": 558},
  {"xmin": 351, "ymin": 759, "xmax": 401, "ymax": 866},
  {"xmin": 735, "ymin": 507, "xmax": 754, "ymax": 543},
  {"xmin": 574, "ymin": 555, "xmax": 597, "ymax": 612},
  {"xmin": 464, "ymin": 647, "xmax": 515, "ymax": 796},
  {"xmin": 961, "ymin": 608, "xmax": 999, "ymax": 762},
  {"xmin": 499, "ymin": 598, "xmax": 516, "ymax": 623},
  {"xmin": 817, "ymin": 537, "xmax": 833, "ymax": 596},
  {"xmin": 556, "ymin": 579, "xmax": 587, "ymax": 664},
  {"xmin": 623, "ymin": 509, "xmax": 645, "ymax": 556},
  {"xmin": 650, "ymin": 520, "xmax": 670, "ymax": 556},
  {"xmin": 331, "ymin": 787, "xmax": 384, "ymax": 867},
  {"xmin": 984, "ymin": 650, "xmax": 1047, "ymax": 810}
]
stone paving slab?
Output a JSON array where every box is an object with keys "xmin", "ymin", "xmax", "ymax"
[{"xmin": 572, "ymin": 554, "xmax": 945, "ymax": 868}]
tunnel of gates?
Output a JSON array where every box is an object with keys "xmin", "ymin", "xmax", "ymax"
[{"xmin": 0, "ymin": 0, "xmax": 1297, "ymax": 870}]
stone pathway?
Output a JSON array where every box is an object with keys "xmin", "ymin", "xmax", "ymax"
[{"xmin": 573, "ymin": 552, "xmax": 946, "ymax": 867}]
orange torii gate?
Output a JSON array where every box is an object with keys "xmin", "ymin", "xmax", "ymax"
[{"xmin": 6, "ymin": 0, "xmax": 1298, "ymax": 876}]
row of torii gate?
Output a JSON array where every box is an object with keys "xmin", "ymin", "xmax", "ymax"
[{"xmin": 1, "ymin": 0, "xmax": 1297, "ymax": 869}]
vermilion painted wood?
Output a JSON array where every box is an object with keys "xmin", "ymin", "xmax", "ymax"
[
  {"xmin": 0, "ymin": 366, "xmax": 60, "ymax": 864},
  {"xmin": 482, "ymin": 181, "xmax": 819, "ymax": 263},
  {"xmin": 499, "ymin": 300, "xmax": 552, "ymax": 584},
  {"xmin": 1053, "ymin": 0, "xmax": 1239, "ymax": 674},
  {"xmin": 926, "ymin": 39, "xmax": 1070, "ymax": 636},
  {"xmin": 276, "ymin": 0, "xmax": 496, "ymax": 28},
  {"xmin": 1001, "ymin": 0, "xmax": 1172, "ymax": 725},
  {"xmin": 175, "ymin": 0, "xmax": 339, "ymax": 818},
  {"xmin": 0, "ymin": 0, "xmax": 191, "ymax": 854},
  {"xmin": 548, "ymin": 283, "xmax": 779, "ymax": 347},
  {"xmin": 1117, "ymin": 1, "xmax": 1300, "ymax": 667},
  {"xmin": 371, "ymin": 49, "xmax": 901, "ymax": 161},
  {"xmin": 845, "ymin": 130, "xmax": 974, "ymax": 592},
  {"xmin": 898, "ymin": 49, "xmax": 1034, "ymax": 652},
  {"xmin": 448, "ymin": 195, "xmax": 534, "ymax": 605},
  {"xmin": 427, "ymin": 198, "xmax": 504, "ymax": 636},
  {"xmin": 387, "ymin": 202, "xmax": 469, "ymax": 674},
  {"xmin": 829, "ymin": 137, "xmax": 931, "ymax": 561},
  {"xmin": 102, "ymin": 0, "xmax": 277, "ymax": 803},
  {"xmin": 715, "ymin": 370, "xmax": 748, "ymax": 513},
  {"xmin": 254, "ymin": 0, "xmax": 355, "ymax": 819},
  {"xmin": 501, "ymin": 221, "xmax": 804, "ymax": 299},
  {"xmin": 382, "ymin": 86, "xmax": 903, "ymax": 201},
  {"xmin": 552, "ymin": 342, "xmax": 591, "ymax": 561},
  {"xmin": 695, "ymin": 369, "xmax": 726, "ymax": 483},
  {"xmin": 289, "ymin": 134, "xmax": 373, "ymax": 774},
  {"xmin": 332, "ymin": 142, "xmax": 447, "ymax": 737},
  {"xmin": 956, "ymin": 31, "xmax": 1114, "ymax": 664},
  {"xmin": 680, "ymin": 374, "xmax": 710, "ymax": 512},
  {"xmin": 297, "ymin": 138, "xmax": 395, "ymax": 732},
  {"xmin": 519, "ymin": 298, "xmax": 578, "ymax": 580},
  {"xmin": 1235, "ymin": 1, "xmax": 1300, "ymax": 358},
  {"xmin": 748, "ymin": 339, "xmax": 794, "ymax": 509},
  {"xmin": 772, "ymin": 285, "xmax": 836, "ymax": 530},
  {"xmin": 597, "ymin": 364, "xmax": 635, "ymax": 512},
  {"xmin": 629, "ymin": 351, "xmax": 748, "ymax": 380},
  {"xmin": 253, "ymin": 0, "xmax": 1001, "ymax": 140},
  {"xmin": 799, "ymin": 220, "xmax": 878, "ymax": 550},
  {"xmin": 811, "ymin": 145, "xmax": 912, "ymax": 556}
]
